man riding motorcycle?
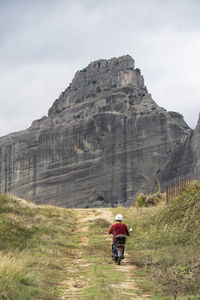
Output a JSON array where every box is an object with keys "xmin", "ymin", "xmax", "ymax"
[{"xmin": 108, "ymin": 214, "xmax": 130, "ymax": 259}]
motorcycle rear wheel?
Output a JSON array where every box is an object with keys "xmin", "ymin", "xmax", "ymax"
[{"xmin": 117, "ymin": 257, "xmax": 121, "ymax": 265}]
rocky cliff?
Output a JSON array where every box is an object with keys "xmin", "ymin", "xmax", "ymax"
[
  {"xmin": 0, "ymin": 55, "xmax": 199, "ymax": 207},
  {"xmin": 192, "ymin": 114, "xmax": 200, "ymax": 178}
]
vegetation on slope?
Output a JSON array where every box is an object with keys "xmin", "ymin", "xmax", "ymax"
[
  {"xmin": 0, "ymin": 194, "xmax": 77, "ymax": 299},
  {"xmin": 117, "ymin": 182, "xmax": 200, "ymax": 299},
  {"xmin": 1, "ymin": 182, "xmax": 200, "ymax": 300},
  {"xmin": 0, "ymin": 195, "xmax": 147, "ymax": 300}
]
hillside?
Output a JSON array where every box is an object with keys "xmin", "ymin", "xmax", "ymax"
[
  {"xmin": 0, "ymin": 193, "xmax": 148, "ymax": 299},
  {"xmin": 126, "ymin": 182, "xmax": 200, "ymax": 299},
  {"xmin": 0, "ymin": 55, "xmax": 199, "ymax": 208},
  {"xmin": 0, "ymin": 183, "xmax": 200, "ymax": 299}
]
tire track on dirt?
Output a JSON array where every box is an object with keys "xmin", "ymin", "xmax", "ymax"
[{"xmin": 59, "ymin": 208, "xmax": 150, "ymax": 299}]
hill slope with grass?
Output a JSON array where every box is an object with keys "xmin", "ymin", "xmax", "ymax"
[
  {"xmin": 0, "ymin": 183, "xmax": 200, "ymax": 299},
  {"xmin": 0, "ymin": 194, "xmax": 77, "ymax": 299},
  {"xmin": 0, "ymin": 194, "xmax": 148, "ymax": 299},
  {"xmin": 125, "ymin": 182, "xmax": 200, "ymax": 300}
]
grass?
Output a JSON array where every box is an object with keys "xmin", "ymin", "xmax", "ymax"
[
  {"xmin": 1, "ymin": 182, "xmax": 200, "ymax": 299},
  {"xmin": 115, "ymin": 182, "xmax": 200, "ymax": 300},
  {"xmin": 78, "ymin": 217, "xmax": 133, "ymax": 299},
  {"xmin": 0, "ymin": 193, "xmax": 77, "ymax": 299},
  {"xmin": 0, "ymin": 252, "xmax": 25, "ymax": 298},
  {"xmin": 0, "ymin": 195, "xmax": 131, "ymax": 299}
]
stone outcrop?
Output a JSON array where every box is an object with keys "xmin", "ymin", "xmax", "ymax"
[
  {"xmin": 0, "ymin": 55, "xmax": 199, "ymax": 207},
  {"xmin": 48, "ymin": 55, "xmax": 143, "ymax": 115},
  {"xmin": 191, "ymin": 114, "xmax": 200, "ymax": 178}
]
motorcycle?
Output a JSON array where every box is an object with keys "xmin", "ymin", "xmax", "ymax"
[
  {"xmin": 112, "ymin": 228, "xmax": 132, "ymax": 265},
  {"xmin": 112, "ymin": 234, "xmax": 126, "ymax": 265}
]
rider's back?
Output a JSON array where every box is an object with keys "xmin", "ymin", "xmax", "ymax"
[{"xmin": 109, "ymin": 223, "xmax": 129, "ymax": 241}]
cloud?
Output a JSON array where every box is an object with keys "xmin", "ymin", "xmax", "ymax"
[{"xmin": 0, "ymin": 0, "xmax": 200, "ymax": 136}]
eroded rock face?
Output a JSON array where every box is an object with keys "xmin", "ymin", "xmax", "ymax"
[
  {"xmin": 191, "ymin": 115, "xmax": 200, "ymax": 178},
  {"xmin": 48, "ymin": 55, "xmax": 144, "ymax": 115},
  {"xmin": 0, "ymin": 55, "xmax": 197, "ymax": 207}
]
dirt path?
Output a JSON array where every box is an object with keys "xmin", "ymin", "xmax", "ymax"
[
  {"xmin": 59, "ymin": 208, "xmax": 150, "ymax": 299},
  {"xmin": 113, "ymin": 253, "xmax": 150, "ymax": 300}
]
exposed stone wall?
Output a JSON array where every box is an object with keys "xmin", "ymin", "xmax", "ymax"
[
  {"xmin": 191, "ymin": 115, "xmax": 200, "ymax": 179},
  {"xmin": 48, "ymin": 55, "xmax": 145, "ymax": 116},
  {"xmin": 0, "ymin": 55, "xmax": 198, "ymax": 207}
]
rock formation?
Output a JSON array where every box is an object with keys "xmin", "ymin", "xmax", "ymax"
[
  {"xmin": 0, "ymin": 55, "xmax": 199, "ymax": 207},
  {"xmin": 191, "ymin": 114, "xmax": 200, "ymax": 178}
]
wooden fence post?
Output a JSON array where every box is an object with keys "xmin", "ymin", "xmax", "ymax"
[
  {"xmin": 166, "ymin": 178, "xmax": 190, "ymax": 203},
  {"xmin": 166, "ymin": 186, "xmax": 169, "ymax": 203}
]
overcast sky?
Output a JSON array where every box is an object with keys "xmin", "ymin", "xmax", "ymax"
[{"xmin": 0, "ymin": 0, "xmax": 200, "ymax": 137}]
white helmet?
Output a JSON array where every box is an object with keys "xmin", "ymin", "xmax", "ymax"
[{"xmin": 115, "ymin": 214, "xmax": 123, "ymax": 221}]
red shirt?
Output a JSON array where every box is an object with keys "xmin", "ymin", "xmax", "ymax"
[{"xmin": 109, "ymin": 222, "xmax": 130, "ymax": 242}]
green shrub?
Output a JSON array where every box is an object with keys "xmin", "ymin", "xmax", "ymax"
[
  {"xmin": 96, "ymin": 87, "xmax": 101, "ymax": 93},
  {"xmin": 97, "ymin": 195, "xmax": 104, "ymax": 201},
  {"xmin": 135, "ymin": 192, "xmax": 164, "ymax": 207},
  {"xmin": 135, "ymin": 193, "xmax": 147, "ymax": 207},
  {"xmin": 146, "ymin": 192, "xmax": 163, "ymax": 206}
]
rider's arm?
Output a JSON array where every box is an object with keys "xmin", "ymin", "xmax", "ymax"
[
  {"xmin": 125, "ymin": 225, "xmax": 130, "ymax": 236},
  {"xmin": 108, "ymin": 225, "xmax": 114, "ymax": 234}
]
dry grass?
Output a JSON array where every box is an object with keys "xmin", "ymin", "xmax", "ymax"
[
  {"xmin": 122, "ymin": 182, "xmax": 200, "ymax": 299},
  {"xmin": 1, "ymin": 183, "xmax": 200, "ymax": 299},
  {"xmin": 135, "ymin": 192, "xmax": 165, "ymax": 207},
  {"xmin": 0, "ymin": 252, "xmax": 24, "ymax": 298},
  {"xmin": 0, "ymin": 193, "xmax": 77, "ymax": 299}
]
